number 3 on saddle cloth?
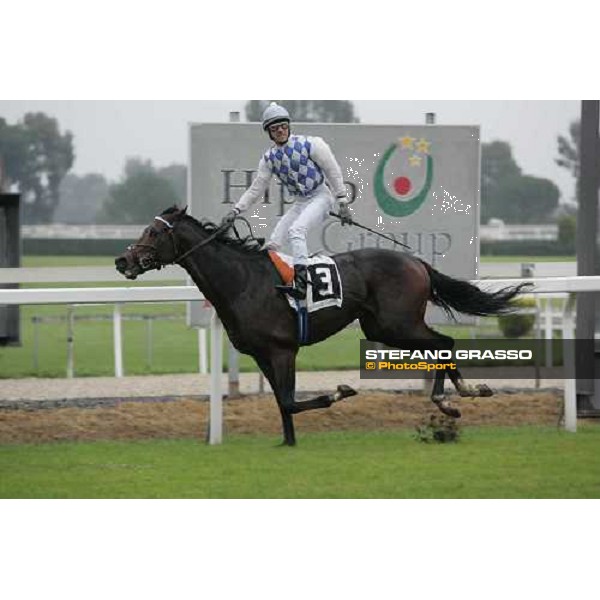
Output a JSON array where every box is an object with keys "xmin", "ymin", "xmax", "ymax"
[{"xmin": 268, "ymin": 250, "xmax": 344, "ymax": 344}]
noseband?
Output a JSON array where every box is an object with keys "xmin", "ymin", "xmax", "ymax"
[{"xmin": 129, "ymin": 215, "xmax": 227, "ymax": 269}]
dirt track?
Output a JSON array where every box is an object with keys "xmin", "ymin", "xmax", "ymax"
[{"xmin": 0, "ymin": 389, "xmax": 565, "ymax": 444}]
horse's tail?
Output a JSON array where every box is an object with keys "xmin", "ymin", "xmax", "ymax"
[{"xmin": 421, "ymin": 261, "xmax": 532, "ymax": 319}]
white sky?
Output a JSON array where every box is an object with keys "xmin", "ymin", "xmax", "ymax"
[{"xmin": 0, "ymin": 100, "xmax": 581, "ymax": 202}]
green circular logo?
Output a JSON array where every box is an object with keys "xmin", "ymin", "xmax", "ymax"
[{"xmin": 374, "ymin": 139, "xmax": 434, "ymax": 217}]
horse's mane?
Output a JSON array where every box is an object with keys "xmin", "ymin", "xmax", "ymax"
[
  {"xmin": 197, "ymin": 218, "xmax": 266, "ymax": 254},
  {"xmin": 159, "ymin": 206, "xmax": 265, "ymax": 255}
]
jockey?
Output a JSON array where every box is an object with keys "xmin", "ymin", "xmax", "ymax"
[{"xmin": 221, "ymin": 102, "xmax": 352, "ymax": 300}]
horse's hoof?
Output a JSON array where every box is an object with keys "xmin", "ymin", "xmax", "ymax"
[
  {"xmin": 276, "ymin": 440, "xmax": 296, "ymax": 448},
  {"xmin": 477, "ymin": 384, "xmax": 493, "ymax": 397},
  {"xmin": 433, "ymin": 398, "xmax": 461, "ymax": 419},
  {"xmin": 333, "ymin": 384, "xmax": 357, "ymax": 402}
]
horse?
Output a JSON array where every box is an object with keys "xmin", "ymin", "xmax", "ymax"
[{"xmin": 115, "ymin": 206, "xmax": 529, "ymax": 446}]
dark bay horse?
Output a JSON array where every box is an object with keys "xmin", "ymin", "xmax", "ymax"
[{"xmin": 115, "ymin": 206, "xmax": 529, "ymax": 446}]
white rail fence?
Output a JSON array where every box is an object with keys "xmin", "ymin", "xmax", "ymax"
[
  {"xmin": 0, "ymin": 265, "xmax": 227, "ymax": 387},
  {"xmin": 3, "ymin": 270, "xmax": 600, "ymax": 440}
]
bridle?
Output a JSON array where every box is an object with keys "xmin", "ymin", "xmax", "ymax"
[{"xmin": 129, "ymin": 215, "xmax": 227, "ymax": 270}]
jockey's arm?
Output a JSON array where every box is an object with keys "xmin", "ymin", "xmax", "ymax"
[
  {"xmin": 234, "ymin": 158, "xmax": 272, "ymax": 213},
  {"xmin": 309, "ymin": 137, "xmax": 348, "ymax": 201}
]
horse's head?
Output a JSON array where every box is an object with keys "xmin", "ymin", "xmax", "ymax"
[{"xmin": 115, "ymin": 206, "xmax": 187, "ymax": 280}]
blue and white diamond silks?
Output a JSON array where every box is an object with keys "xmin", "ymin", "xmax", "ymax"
[{"xmin": 264, "ymin": 136, "xmax": 324, "ymax": 198}]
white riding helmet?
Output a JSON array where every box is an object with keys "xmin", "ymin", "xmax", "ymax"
[{"xmin": 262, "ymin": 102, "xmax": 290, "ymax": 131}]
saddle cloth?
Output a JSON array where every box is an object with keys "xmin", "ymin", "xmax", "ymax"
[{"xmin": 268, "ymin": 251, "xmax": 343, "ymax": 313}]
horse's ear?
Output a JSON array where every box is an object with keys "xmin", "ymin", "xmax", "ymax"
[{"xmin": 173, "ymin": 205, "xmax": 188, "ymax": 219}]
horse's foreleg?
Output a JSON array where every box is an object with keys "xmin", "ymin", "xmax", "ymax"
[
  {"xmin": 277, "ymin": 405, "xmax": 296, "ymax": 446},
  {"xmin": 447, "ymin": 367, "xmax": 494, "ymax": 398},
  {"xmin": 256, "ymin": 355, "xmax": 297, "ymax": 446},
  {"xmin": 289, "ymin": 385, "xmax": 357, "ymax": 414},
  {"xmin": 258, "ymin": 351, "xmax": 357, "ymax": 444},
  {"xmin": 431, "ymin": 366, "xmax": 461, "ymax": 418}
]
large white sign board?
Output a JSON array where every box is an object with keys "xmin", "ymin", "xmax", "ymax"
[{"xmin": 188, "ymin": 122, "xmax": 480, "ymax": 326}]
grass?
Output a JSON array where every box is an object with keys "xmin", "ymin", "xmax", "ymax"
[{"xmin": 1, "ymin": 425, "xmax": 599, "ymax": 498}]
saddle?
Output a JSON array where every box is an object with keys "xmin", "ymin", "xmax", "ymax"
[
  {"xmin": 268, "ymin": 250, "xmax": 294, "ymax": 286},
  {"xmin": 268, "ymin": 250, "xmax": 343, "ymax": 313},
  {"xmin": 268, "ymin": 250, "xmax": 343, "ymax": 345}
]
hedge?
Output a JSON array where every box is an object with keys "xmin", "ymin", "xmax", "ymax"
[
  {"xmin": 23, "ymin": 239, "xmax": 136, "ymax": 256},
  {"xmin": 480, "ymin": 239, "xmax": 575, "ymax": 256}
]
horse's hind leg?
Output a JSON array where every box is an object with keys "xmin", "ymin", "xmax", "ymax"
[
  {"xmin": 431, "ymin": 366, "xmax": 462, "ymax": 418},
  {"xmin": 360, "ymin": 315, "xmax": 461, "ymax": 417},
  {"xmin": 446, "ymin": 367, "xmax": 494, "ymax": 398}
]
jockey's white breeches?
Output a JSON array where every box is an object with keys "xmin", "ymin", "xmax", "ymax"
[{"xmin": 266, "ymin": 186, "xmax": 334, "ymax": 266}]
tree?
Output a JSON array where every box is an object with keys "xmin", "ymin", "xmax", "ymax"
[
  {"xmin": 557, "ymin": 214, "xmax": 576, "ymax": 251},
  {"xmin": 20, "ymin": 113, "xmax": 74, "ymax": 224},
  {"xmin": 0, "ymin": 118, "xmax": 30, "ymax": 191},
  {"xmin": 481, "ymin": 140, "xmax": 560, "ymax": 224},
  {"xmin": 556, "ymin": 120, "xmax": 581, "ymax": 180},
  {"xmin": 0, "ymin": 112, "xmax": 74, "ymax": 223},
  {"xmin": 55, "ymin": 173, "xmax": 109, "ymax": 224},
  {"xmin": 555, "ymin": 119, "xmax": 600, "ymax": 202},
  {"xmin": 245, "ymin": 100, "xmax": 359, "ymax": 123},
  {"xmin": 113, "ymin": 158, "xmax": 186, "ymax": 204},
  {"xmin": 481, "ymin": 141, "xmax": 521, "ymax": 223},
  {"xmin": 494, "ymin": 175, "xmax": 560, "ymax": 224},
  {"xmin": 98, "ymin": 158, "xmax": 184, "ymax": 224},
  {"xmin": 157, "ymin": 163, "xmax": 187, "ymax": 202},
  {"xmin": 481, "ymin": 140, "xmax": 522, "ymax": 189}
]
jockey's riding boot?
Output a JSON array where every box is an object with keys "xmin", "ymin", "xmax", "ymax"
[{"xmin": 276, "ymin": 264, "xmax": 308, "ymax": 300}]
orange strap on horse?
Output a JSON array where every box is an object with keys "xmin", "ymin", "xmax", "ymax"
[{"xmin": 268, "ymin": 250, "xmax": 294, "ymax": 285}]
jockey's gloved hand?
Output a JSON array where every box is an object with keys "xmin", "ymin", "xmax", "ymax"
[
  {"xmin": 338, "ymin": 201, "xmax": 353, "ymax": 226},
  {"xmin": 221, "ymin": 207, "xmax": 240, "ymax": 228}
]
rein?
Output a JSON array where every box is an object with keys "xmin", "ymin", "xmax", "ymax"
[
  {"xmin": 131, "ymin": 214, "xmax": 261, "ymax": 269},
  {"xmin": 175, "ymin": 215, "xmax": 262, "ymax": 262},
  {"xmin": 173, "ymin": 224, "xmax": 227, "ymax": 263}
]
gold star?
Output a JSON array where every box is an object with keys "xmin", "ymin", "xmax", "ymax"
[
  {"xmin": 398, "ymin": 135, "xmax": 416, "ymax": 150},
  {"xmin": 409, "ymin": 154, "xmax": 422, "ymax": 167},
  {"xmin": 415, "ymin": 138, "xmax": 431, "ymax": 154}
]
